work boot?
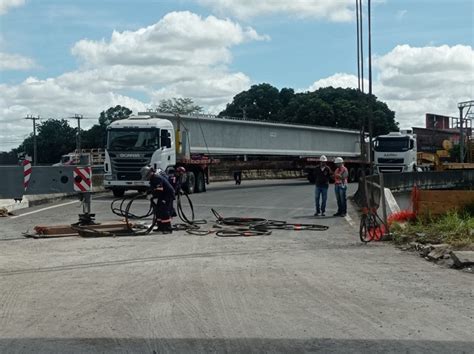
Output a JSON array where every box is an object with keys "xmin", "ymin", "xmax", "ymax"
[
  {"xmin": 314, "ymin": 211, "xmax": 320, "ymax": 216},
  {"xmin": 155, "ymin": 222, "xmax": 164, "ymax": 232},
  {"xmin": 162, "ymin": 223, "xmax": 173, "ymax": 234},
  {"xmin": 333, "ymin": 212, "xmax": 341, "ymax": 217}
]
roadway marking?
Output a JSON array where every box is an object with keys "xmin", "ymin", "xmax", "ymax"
[
  {"xmin": 9, "ymin": 200, "xmax": 79, "ymax": 219},
  {"xmin": 345, "ymin": 214, "xmax": 356, "ymax": 227}
]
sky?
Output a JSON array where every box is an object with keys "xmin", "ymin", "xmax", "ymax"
[{"xmin": 0, "ymin": 0, "xmax": 473, "ymax": 151}]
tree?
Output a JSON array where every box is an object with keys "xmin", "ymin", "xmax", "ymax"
[
  {"xmin": 99, "ymin": 105, "xmax": 132, "ymax": 127},
  {"xmin": 219, "ymin": 83, "xmax": 283, "ymax": 121},
  {"xmin": 220, "ymin": 84, "xmax": 399, "ymax": 135},
  {"xmin": 157, "ymin": 98, "xmax": 203, "ymax": 115},
  {"xmin": 17, "ymin": 119, "xmax": 77, "ymax": 164},
  {"xmin": 81, "ymin": 105, "xmax": 133, "ymax": 149},
  {"xmin": 81, "ymin": 124, "xmax": 107, "ymax": 149}
]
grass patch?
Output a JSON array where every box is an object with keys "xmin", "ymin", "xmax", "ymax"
[{"xmin": 391, "ymin": 211, "xmax": 474, "ymax": 249}]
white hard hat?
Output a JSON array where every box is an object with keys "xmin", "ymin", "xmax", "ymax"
[
  {"xmin": 335, "ymin": 157, "xmax": 344, "ymax": 164},
  {"xmin": 140, "ymin": 166, "xmax": 154, "ymax": 179},
  {"xmin": 320, "ymin": 155, "xmax": 327, "ymax": 162}
]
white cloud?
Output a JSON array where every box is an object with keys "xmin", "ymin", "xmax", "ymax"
[
  {"xmin": 0, "ymin": 0, "xmax": 24, "ymax": 15},
  {"xmin": 71, "ymin": 11, "xmax": 268, "ymax": 67},
  {"xmin": 197, "ymin": 0, "xmax": 354, "ymax": 22},
  {"xmin": 0, "ymin": 11, "xmax": 266, "ymax": 149},
  {"xmin": 0, "ymin": 52, "xmax": 35, "ymax": 70},
  {"xmin": 307, "ymin": 72, "xmax": 363, "ymax": 91},
  {"xmin": 306, "ymin": 45, "xmax": 474, "ymax": 129}
]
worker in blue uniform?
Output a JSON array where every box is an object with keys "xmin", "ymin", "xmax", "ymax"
[{"xmin": 141, "ymin": 166, "xmax": 175, "ymax": 233}]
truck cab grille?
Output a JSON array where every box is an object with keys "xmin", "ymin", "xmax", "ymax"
[
  {"xmin": 378, "ymin": 158, "xmax": 404, "ymax": 164},
  {"xmin": 111, "ymin": 157, "xmax": 151, "ymax": 181}
]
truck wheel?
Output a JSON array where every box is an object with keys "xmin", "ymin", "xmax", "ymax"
[
  {"xmin": 185, "ymin": 172, "xmax": 195, "ymax": 194},
  {"xmin": 112, "ymin": 188, "xmax": 125, "ymax": 198},
  {"xmin": 349, "ymin": 168, "xmax": 356, "ymax": 182},
  {"xmin": 195, "ymin": 171, "xmax": 206, "ymax": 193}
]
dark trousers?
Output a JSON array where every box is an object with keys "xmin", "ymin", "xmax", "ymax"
[
  {"xmin": 155, "ymin": 197, "xmax": 173, "ymax": 230},
  {"xmin": 234, "ymin": 171, "xmax": 242, "ymax": 185},
  {"xmin": 315, "ymin": 185, "xmax": 328, "ymax": 213}
]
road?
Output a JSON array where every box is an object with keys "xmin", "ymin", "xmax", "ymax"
[{"xmin": 0, "ymin": 179, "xmax": 473, "ymax": 353}]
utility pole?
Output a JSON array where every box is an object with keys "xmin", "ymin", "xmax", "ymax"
[
  {"xmin": 359, "ymin": 0, "xmax": 364, "ymax": 93},
  {"xmin": 25, "ymin": 115, "xmax": 40, "ymax": 165},
  {"xmin": 356, "ymin": 0, "xmax": 361, "ymax": 91},
  {"xmin": 458, "ymin": 100, "xmax": 474, "ymax": 163},
  {"xmin": 69, "ymin": 114, "xmax": 84, "ymax": 153},
  {"xmin": 367, "ymin": 0, "xmax": 373, "ymax": 171},
  {"xmin": 460, "ymin": 106, "xmax": 464, "ymax": 163}
]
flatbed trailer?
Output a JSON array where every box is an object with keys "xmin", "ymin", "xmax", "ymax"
[{"xmin": 104, "ymin": 112, "xmax": 368, "ymax": 195}]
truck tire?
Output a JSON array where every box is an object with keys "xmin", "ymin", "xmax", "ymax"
[
  {"xmin": 185, "ymin": 171, "xmax": 195, "ymax": 194},
  {"xmin": 195, "ymin": 171, "xmax": 206, "ymax": 193},
  {"xmin": 112, "ymin": 188, "xmax": 125, "ymax": 198}
]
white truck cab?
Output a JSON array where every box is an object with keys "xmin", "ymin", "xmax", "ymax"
[
  {"xmin": 374, "ymin": 131, "xmax": 417, "ymax": 173},
  {"xmin": 103, "ymin": 115, "xmax": 176, "ymax": 197}
]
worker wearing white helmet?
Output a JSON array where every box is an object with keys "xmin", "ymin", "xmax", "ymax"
[
  {"xmin": 333, "ymin": 157, "xmax": 348, "ymax": 217},
  {"xmin": 313, "ymin": 155, "xmax": 332, "ymax": 217}
]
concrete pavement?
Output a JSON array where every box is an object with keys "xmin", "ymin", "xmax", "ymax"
[{"xmin": 0, "ymin": 179, "xmax": 472, "ymax": 353}]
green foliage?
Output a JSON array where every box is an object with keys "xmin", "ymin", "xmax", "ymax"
[
  {"xmin": 0, "ymin": 151, "xmax": 18, "ymax": 164},
  {"xmin": 392, "ymin": 212, "xmax": 474, "ymax": 249},
  {"xmin": 449, "ymin": 144, "xmax": 461, "ymax": 162},
  {"xmin": 99, "ymin": 105, "xmax": 132, "ymax": 127},
  {"xmin": 220, "ymin": 83, "xmax": 399, "ymax": 135},
  {"xmin": 82, "ymin": 124, "xmax": 107, "ymax": 149},
  {"xmin": 157, "ymin": 98, "xmax": 202, "ymax": 115},
  {"xmin": 86, "ymin": 105, "xmax": 133, "ymax": 149},
  {"xmin": 2, "ymin": 106, "xmax": 134, "ymax": 164},
  {"xmin": 17, "ymin": 119, "xmax": 77, "ymax": 164}
]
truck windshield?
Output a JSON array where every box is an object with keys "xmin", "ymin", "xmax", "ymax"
[
  {"xmin": 374, "ymin": 138, "xmax": 410, "ymax": 152},
  {"xmin": 108, "ymin": 129, "xmax": 160, "ymax": 151}
]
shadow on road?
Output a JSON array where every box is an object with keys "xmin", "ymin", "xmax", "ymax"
[{"xmin": 1, "ymin": 337, "xmax": 471, "ymax": 353}]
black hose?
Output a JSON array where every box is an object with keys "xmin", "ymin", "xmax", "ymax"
[
  {"xmin": 110, "ymin": 194, "xmax": 158, "ymax": 234},
  {"xmin": 177, "ymin": 192, "xmax": 207, "ymax": 225}
]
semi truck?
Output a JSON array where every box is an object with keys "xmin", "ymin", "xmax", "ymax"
[
  {"xmin": 374, "ymin": 127, "xmax": 474, "ymax": 173},
  {"xmin": 373, "ymin": 131, "xmax": 418, "ymax": 173},
  {"xmin": 103, "ymin": 112, "xmax": 369, "ymax": 196}
]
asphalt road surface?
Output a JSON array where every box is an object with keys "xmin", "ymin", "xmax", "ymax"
[{"xmin": 0, "ymin": 180, "xmax": 473, "ymax": 353}]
